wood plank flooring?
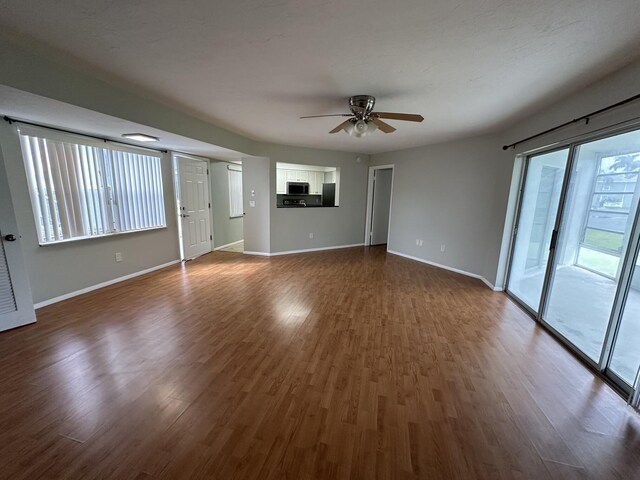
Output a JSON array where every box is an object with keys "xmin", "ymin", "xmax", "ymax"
[{"xmin": 1, "ymin": 246, "xmax": 639, "ymax": 479}]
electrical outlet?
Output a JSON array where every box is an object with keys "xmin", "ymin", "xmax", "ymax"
[
  {"xmin": 249, "ymin": 200, "xmax": 256, "ymax": 207},
  {"xmin": 416, "ymin": 239, "xmax": 420, "ymax": 245},
  {"xmin": 309, "ymin": 232, "xmax": 314, "ymax": 239},
  {"xmin": 115, "ymin": 252, "xmax": 122, "ymax": 262},
  {"xmin": 440, "ymin": 244, "xmax": 446, "ymax": 252}
]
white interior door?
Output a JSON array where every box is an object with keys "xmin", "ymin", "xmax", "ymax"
[
  {"xmin": 0, "ymin": 148, "xmax": 35, "ymax": 332},
  {"xmin": 178, "ymin": 157, "xmax": 211, "ymax": 260},
  {"xmin": 370, "ymin": 168, "xmax": 393, "ymax": 245}
]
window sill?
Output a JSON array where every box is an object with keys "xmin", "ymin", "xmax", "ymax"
[{"xmin": 38, "ymin": 225, "xmax": 167, "ymax": 246}]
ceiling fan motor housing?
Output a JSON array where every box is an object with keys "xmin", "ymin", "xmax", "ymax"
[{"xmin": 349, "ymin": 95, "xmax": 376, "ymax": 119}]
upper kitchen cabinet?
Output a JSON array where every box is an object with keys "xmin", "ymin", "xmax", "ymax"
[
  {"xmin": 286, "ymin": 170, "xmax": 308, "ymax": 182},
  {"xmin": 276, "ymin": 169, "xmax": 287, "ymax": 194},
  {"xmin": 276, "ymin": 163, "xmax": 338, "ymax": 195}
]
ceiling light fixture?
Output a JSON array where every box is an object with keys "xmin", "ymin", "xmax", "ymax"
[
  {"xmin": 122, "ymin": 133, "xmax": 159, "ymax": 142},
  {"xmin": 349, "ymin": 119, "xmax": 377, "ymax": 138}
]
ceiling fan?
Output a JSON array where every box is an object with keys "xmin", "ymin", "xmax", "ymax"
[{"xmin": 300, "ymin": 95, "xmax": 424, "ymax": 137}]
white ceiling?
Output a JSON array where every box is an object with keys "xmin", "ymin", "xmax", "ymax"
[{"xmin": 1, "ymin": 0, "xmax": 640, "ymax": 154}]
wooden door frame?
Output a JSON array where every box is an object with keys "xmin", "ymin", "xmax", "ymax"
[{"xmin": 364, "ymin": 164, "xmax": 395, "ymax": 247}]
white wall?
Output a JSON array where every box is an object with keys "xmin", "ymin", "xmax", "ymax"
[
  {"xmin": 210, "ymin": 161, "xmax": 243, "ymax": 248},
  {"xmin": 0, "ymin": 121, "xmax": 180, "ymax": 304}
]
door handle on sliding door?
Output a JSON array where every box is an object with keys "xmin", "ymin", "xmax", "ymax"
[{"xmin": 549, "ymin": 229, "xmax": 559, "ymax": 250}]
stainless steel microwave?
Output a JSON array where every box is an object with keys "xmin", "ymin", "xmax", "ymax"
[{"xmin": 287, "ymin": 182, "xmax": 309, "ymax": 195}]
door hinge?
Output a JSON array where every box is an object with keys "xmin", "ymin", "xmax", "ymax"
[
  {"xmin": 207, "ymin": 169, "xmax": 209, "ymax": 175},
  {"xmin": 210, "ymin": 235, "xmax": 212, "ymax": 240},
  {"xmin": 208, "ymin": 203, "xmax": 211, "ymax": 208}
]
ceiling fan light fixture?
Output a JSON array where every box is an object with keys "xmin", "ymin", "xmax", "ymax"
[{"xmin": 351, "ymin": 119, "xmax": 369, "ymax": 138}]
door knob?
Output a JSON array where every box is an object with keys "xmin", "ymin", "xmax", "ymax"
[
  {"xmin": 180, "ymin": 214, "xmax": 190, "ymax": 218},
  {"xmin": 3, "ymin": 234, "xmax": 16, "ymax": 242}
]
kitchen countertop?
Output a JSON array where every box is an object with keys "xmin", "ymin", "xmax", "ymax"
[{"xmin": 276, "ymin": 205, "xmax": 338, "ymax": 208}]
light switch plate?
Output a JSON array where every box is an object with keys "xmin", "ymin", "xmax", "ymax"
[{"xmin": 249, "ymin": 200, "xmax": 256, "ymax": 207}]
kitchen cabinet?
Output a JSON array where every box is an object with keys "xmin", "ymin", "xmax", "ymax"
[
  {"xmin": 277, "ymin": 168, "xmax": 336, "ymax": 195},
  {"xmin": 286, "ymin": 170, "xmax": 308, "ymax": 182},
  {"xmin": 276, "ymin": 169, "xmax": 286, "ymax": 194},
  {"xmin": 277, "ymin": 169, "xmax": 320, "ymax": 193},
  {"xmin": 308, "ymin": 172, "xmax": 321, "ymax": 194}
]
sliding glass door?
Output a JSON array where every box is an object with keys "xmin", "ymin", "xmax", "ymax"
[
  {"xmin": 542, "ymin": 131, "xmax": 640, "ymax": 364},
  {"xmin": 608, "ymin": 250, "xmax": 640, "ymax": 385},
  {"xmin": 506, "ymin": 149, "xmax": 569, "ymax": 313},
  {"xmin": 507, "ymin": 126, "xmax": 640, "ymax": 392}
]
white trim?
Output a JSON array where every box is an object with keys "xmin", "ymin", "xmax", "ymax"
[
  {"xmin": 364, "ymin": 165, "xmax": 394, "ymax": 247},
  {"xmin": 387, "ymin": 250, "xmax": 500, "ymax": 291},
  {"xmin": 34, "ymin": 260, "xmax": 180, "ymax": 309},
  {"xmin": 270, "ymin": 243, "xmax": 363, "ymax": 256},
  {"xmin": 214, "ymin": 239, "xmax": 244, "ymax": 251},
  {"xmin": 244, "ymin": 243, "xmax": 364, "ymax": 257}
]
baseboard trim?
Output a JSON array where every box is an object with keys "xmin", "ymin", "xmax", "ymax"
[
  {"xmin": 243, "ymin": 244, "xmax": 364, "ymax": 257},
  {"xmin": 387, "ymin": 250, "xmax": 499, "ymax": 291},
  {"xmin": 252, "ymin": 243, "xmax": 363, "ymax": 257},
  {"xmin": 34, "ymin": 259, "xmax": 181, "ymax": 309},
  {"xmin": 214, "ymin": 239, "xmax": 244, "ymax": 251}
]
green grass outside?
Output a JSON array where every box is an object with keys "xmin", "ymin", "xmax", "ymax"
[{"xmin": 584, "ymin": 228, "xmax": 623, "ymax": 252}]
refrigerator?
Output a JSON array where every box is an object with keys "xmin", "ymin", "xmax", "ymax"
[{"xmin": 322, "ymin": 183, "xmax": 335, "ymax": 207}]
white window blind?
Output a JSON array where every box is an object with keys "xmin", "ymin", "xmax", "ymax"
[
  {"xmin": 228, "ymin": 166, "xmax": 243, "ymax": 218},
  {"xmin": 18, "ymin": 126, "xmax": 166, "ymax": 245}
]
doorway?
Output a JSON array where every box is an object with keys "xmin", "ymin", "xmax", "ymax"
[
  {"xmin": 210, "ymin": 161, "xmax": 244, "ymax": 252},
  {"xmin": 173, "ymin": 154, "xmax": 212, "ymax": 261},
  {"xmin": 0, "ymin": 147, "xmax": 35, "ymax": 332},
  {"xmin": 505, "ymin": 126, "xmax": 640, "ymax": 394},
  {"xmin": 365, "ymin": 165, "xmax": 394, "ymax": 247}
]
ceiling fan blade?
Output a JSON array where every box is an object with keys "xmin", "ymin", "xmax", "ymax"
[
  {"xmin": 374, "ymin": 112, "xmax": 424, "ymax": 122},
  {"xmin": 329, "ymin": 120, "xmax": 353, "ymax": 134},
  {"xmin": 371, "ymin": 118, "xmax": 396, "ymax": 133},
  {"xmin": 300, "ymin": 114, "xmax": 352, "ymax": 119}
]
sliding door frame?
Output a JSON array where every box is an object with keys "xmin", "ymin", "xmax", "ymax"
[
  {"xmin": 505, "ymin": 120, "xmax": 640, "ymax": 395},
  {"xmin": 503, "ymin": 145, "xmax": 573, "ymax": 318},
  {"xmin": 599, "ymin": 197, "xmax": 640, "ymax": 395}
]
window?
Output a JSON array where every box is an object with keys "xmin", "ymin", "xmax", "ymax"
[
  {"xmin": 18, "ymin": 126, "xmax": 166, "ymax": 245},
  {"xmin": 582, "ymin": 154, "xmax": 639, "ymax": 254},
  {"xmin": 228, "ymin": 165, "xmax": 243, "ymax": 218}
]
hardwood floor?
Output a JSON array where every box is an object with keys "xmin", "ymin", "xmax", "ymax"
[{"xmin": 1, "ymin": 246, "xmax": 639, "ymax": 479}]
